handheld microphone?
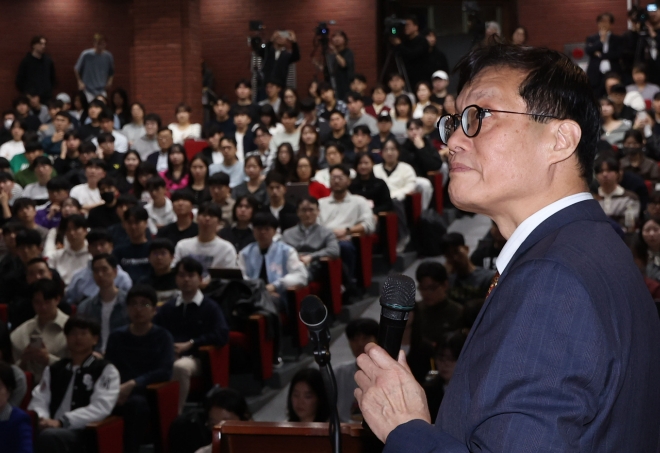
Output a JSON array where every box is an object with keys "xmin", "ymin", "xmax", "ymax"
[
  {"xmin": 299, "ymin": 295, "xmax": 331, "ymax": 356},
  {"xmin": 377, "ymin": 274, "xmax": 417, "ymax": 359}
]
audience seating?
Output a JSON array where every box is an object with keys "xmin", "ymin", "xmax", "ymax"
[
  {"xmin": 286, "ymin": 286, "xmax": 311, "ymax": 349},
  {"xmin": 376, "ymin": 212, "xmax": 398, "ymax": 265},
  {"xmin": 189, "ymin": 344, "xmax": 230, "ymax": 399},
  {"xmin": 147, "ymin": 381, "xmax": 180, "ymax": 453},
  {"xmin": 183, "ymin": 139, "xmax": 208, "ymax": 161},
  {"xmin": 406, "ymin": 192, "xmax": 423, "ymax": 226},
  {"xmin": 353, "ymin": 233, "xmax": 375, "ymax": 289},
  {"xmin": 246, "ymin": 313, "xmax": 275, "ymax": 381},
  {"xmin": 429, "ymin": 171, "xmax": 444, "ymax": 214},
  {"xmin": 318, "ymin": 257, "xmax": 343, "ymax": 315}
]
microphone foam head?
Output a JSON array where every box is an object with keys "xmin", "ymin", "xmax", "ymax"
[
  {"xmin": 380, "ymin": 273, "xmax": 416, "ymax": 311},
  {"xmin": 300, "ymin": 295, "xmax": 327, "ymax": 327}
]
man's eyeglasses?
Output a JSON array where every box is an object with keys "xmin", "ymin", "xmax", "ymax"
[{"xmin": 436, "ymin": 104, "xmax": 560, "ymax": 144}]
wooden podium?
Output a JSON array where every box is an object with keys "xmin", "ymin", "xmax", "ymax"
[{"xmin": 212, "ymin": 421, "xmax": 366, "ymax": 453}]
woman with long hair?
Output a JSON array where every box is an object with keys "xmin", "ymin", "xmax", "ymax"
[
  {"xmin": 43, "ymin": 197, "xmax": 82, "ymax": 258},
  {"xmin": 287, "ymin": 368, "xmax": 330, "ymax": 422},
  {"xmin": 121, "ymin": 102, "xmax": 147, "ymax": 147},
  {"xmin": 349, "ymin": 152, "xmax": 393, "ymax": 219},
  {"xmin": 71, "ymin": 90, "xmax": 89, "ymax": 122},
  {"xmin": 117, "ymin": 150, "xmax": 142, "ymax": 194},
  {"xmin": 281, "ymin": 87, "xmax": 301, "ymax": 118},
  {"xmin": 391, "ymin": 94, "xmax": 414, "ymax": 143},
  {"xmin": 297, "ymin": 124, "xmax": 326, "ymax": 169},
  {"xmin": 133, "ymin": 162, "xmax": 159, "ymax": 203},
  {"xmin": 168, "ymin": 102, "xmax": 202, "ymax": 144},
  {"xmin": 413, "ymin": 81, "xmax": 433, "ymax": 119},
  {"xmin": 232, "ymin": 155, "xmax": 269, "ymax": 206},
  {"xmin": 259, "ymin": 104, "xmax": 284, "ymax": 136},
  {"xmin": 159, "ymin": 144, "xmax": 190, "ymax": 193},
  {"xmin": 274, "ymin": 143, "xmax": 297, "ymax": 181},
  {"xmin": 292, "ymin": 156, "xmax": 330, "ymax": 199},
  {"xmin": 110, "ymin": 88, "xmax": 131, "ymax": 128},
  {"xmin": 599, "ymin": 97, "xmax": 631, "ymax": 148},
  {"xmin": 219, "ymin": 195, "xmax": 258, "ymax": 252},
  {"xmin": 187, "ymin": 154, "xmax": 212, "ymax": 206}
]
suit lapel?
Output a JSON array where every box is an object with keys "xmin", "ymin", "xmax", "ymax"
[{"xmin": 460, "ymin": 200, "xmax": 609, "ymax": 352}]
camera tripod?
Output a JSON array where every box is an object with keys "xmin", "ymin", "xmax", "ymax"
[{"xmin": 380, "ymin": 45, "xmax": 412, "ymax": 93}]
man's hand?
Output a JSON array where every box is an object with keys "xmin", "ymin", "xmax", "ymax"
[
  {"xmin": 0, "ymin": 191, "xmax": 8, "ymax": 208},
  {"xmin": 413, "ymin": 135, "xmax": 425, "ymax": 149},
  {"xmin": 300, "ymin": 255, "xmax": 313, "ymax": 266},
  {"xmin": 23, "ymin": 345, "xmax": 50, "ymax": 366},
  {"xmin": 265, "ymin": 283, "xmax": 279, "ymax": 296},
  {"xmin": 78, "ymin": 81, "xmax": 86, "ymax": 91},
  {"xmin": 390, "ymin": 36, "xmax": 402, "ymax": 46},
  {"xmin": 174, "ymin": 341, "xmax": 193, "ymax": 356},
  {"xmin": 288, "ymin": 30, "xmax": 297, "ymax": 43},
  {"xmin": 333, "ymin": 228, "xmax": 348, "ymax": 240},
  {"xmin": 47, "ymin": 203, "xmax": 61, "ymax": 220},
  {"xmin": 52, "ymin": 131, "xmax": 64, "ymax": 143},
  {"xmin": 39, "ymin": 418, "xmax": 62, "ymax": 430},
  {"xmin": 117, "ymin": 380, "xmax": 136, "ymax": 406},
  {"xmin": 354, "ymin": 343, "xmax": 431, "ymax": 443}
]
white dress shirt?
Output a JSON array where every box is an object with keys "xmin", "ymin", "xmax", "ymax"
[{"xmin": 496, "ymin": 192, "xmax": 593, "ymax": 274}]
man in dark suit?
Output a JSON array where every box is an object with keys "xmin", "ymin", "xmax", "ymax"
[
  {"xmin": 261, "ymin": 30, "xmax": 300, "ymax": 90},
  {"xmin": 355, "ymin": 44, "xmax": 660, "ymax": 452},
  {"xmin": 586, "ymin": 12, "xmax": 624, "ymax": 96},
  {"xmin": 146, "ymin": 127, "xmax": 173, "ymax": 172}
]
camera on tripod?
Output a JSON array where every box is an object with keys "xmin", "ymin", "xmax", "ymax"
[
  {"xmin": 248, "ymin": 20, "xmax": 265, "ymax": 53},
  {"xmin": 384, "ymin": 15, "xmax": 407, "ymax": 37}
]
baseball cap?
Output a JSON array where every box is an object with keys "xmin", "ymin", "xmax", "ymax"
[
  {"xmin": 56, "ymin": 93, "xmax": 71, "ymax": 104},
  {"xmin": 377, "ymin": 110, "xmax": 392, "ymax": 122},
  {"xmin": 432, "ymin": 70, "xmax": 449, "ymax": 81}
]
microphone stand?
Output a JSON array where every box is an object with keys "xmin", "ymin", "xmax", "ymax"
[{"xmin": 310, "ymin": 331, "xmax": 342, "ymax": 453}]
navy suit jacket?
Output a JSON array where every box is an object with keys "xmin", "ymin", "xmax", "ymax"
[{"xmin": 386, "ymin": 200, "xmax": 660, "ymax": 452}]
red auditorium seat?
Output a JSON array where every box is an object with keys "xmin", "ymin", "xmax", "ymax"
[
  {"xmin": 183, "ymin": 139, "xmax": 208, "ymax": 161},
  {"xmin": 406, "ymin": 192, "xmax": 423, "ymax": 225},
  {"xmin": 147, "ymin": 381, "xmax": 180, "ymax": 453},
  {"xmin": 189, "ymin": 344, "xmax": 230, "ymax": 397},
  {"xmin": 20, "ymin": 371, "xmax": 33, "ymax": 410},
  {"xmin": 353, "ymin": 233, "xmax": 375, "ymax": 289},
  {"xmin": 376, "ymin": 212, "xmax": 398, "ymax": 265},
  {"xmin": 428, "ymin": 171, "xmax": 444, "ymax": 214}
]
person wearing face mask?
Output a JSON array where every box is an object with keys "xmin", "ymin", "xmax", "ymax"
[
  {"xmin": 87, "ymin": 177, "xmax": 121, "ymax": 228},
  {"xmin": 619, "ymin": 130, "xmax": 660, "ymax": 182}
]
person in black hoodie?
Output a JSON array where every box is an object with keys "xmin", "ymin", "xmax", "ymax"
[
  {"xmin": 15, "ymin": 36, "xmax": 56, "ymax": 101},
  {"xmin": 400, "ymin": 118, "xmax": 442, "ymax": 209}
]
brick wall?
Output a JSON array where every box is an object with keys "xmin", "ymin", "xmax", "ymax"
[
  {"xmin": 199, "ymin": 0, "xmax": 379, "ymax": 103},
  {"xmin": 519, "ymin": 0, "xmax": 629, "ymax": 50},
  {"xmin": 0, "ymin": 0, "xmax": 131, "ymax": 111}
]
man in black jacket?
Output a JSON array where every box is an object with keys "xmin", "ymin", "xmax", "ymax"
[
  {"xmin": 261, "ymin": 30, "xmax": 300, "ymax": 90},
  {"xmin": 16, "ymin": 36, "xmax": 56, "ymax": 102},
  {"xmin": 585, "ymin": 13, "xmax": 624, "ymax": 96},
  {"xmin": 390, "ymin": 15, "xmax": 429, "ymax": 89}
]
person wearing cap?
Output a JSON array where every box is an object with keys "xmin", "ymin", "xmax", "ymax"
[
  {"xmin": 56, "ymin": 93, "xmax": 72, "ymax": 112},
  {"xmin": 430, "ymin": 70, "xmax": 450, "ymax": 106},
  {"xmin": 65, "ymin": 228, "xmax": 133, "ymax": 305},
  {"xmin": 16, "ymin": 35, "xmax": 55, "ymax": 102},
  {"xmin": 369, "ymin": 111, "xmax": 397, "ymax": 154},
  {"xmin": 105, "ymin": 284, "xmax": 174, "ymax": 453},
  {"xmin": 74, "ymin": 33, "xmax": 115, "ymax": 101},
  {"xmin": 70, "ymin": 158, "xmax": 106, "ymax": 211},
  {"xmin": 346, "ymin": 92, "xmax": 378, "ymax": 135}
]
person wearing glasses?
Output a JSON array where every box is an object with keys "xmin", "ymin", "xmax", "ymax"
[
  {"xmin": 105, "ymin": 284, "xmax": 174, "ymax": 453},
  {"xmin": 355, "ymin": 44, "xmax": 660, "ymax": 452}
]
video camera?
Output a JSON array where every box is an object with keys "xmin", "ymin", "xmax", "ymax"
[
  {"xmin": 384, "ymin": 15, "xmax": 407, "ymax": 37},
  {"xmin": 630, "ymin": 4, "xmax": 657, "ymax": 35},
  {"xmin": 248, "ymin": 20, "xmax": 265, "ymax": 53}
]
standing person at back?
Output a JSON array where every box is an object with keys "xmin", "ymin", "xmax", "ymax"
[
  {"xmin": 74, "ymin": 33, "xmax": 115, "ymax": 102},
  {"xmin": 16, "ymin": 35, "xmax": 55, "ymax": 102}
]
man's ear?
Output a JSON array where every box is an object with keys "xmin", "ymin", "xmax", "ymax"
[{"xmin": 549, "ymin": 120, "xmax": 582, "ymax": 165}]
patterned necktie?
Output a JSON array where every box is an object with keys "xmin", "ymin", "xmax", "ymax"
[{"xmin": 486, "ymin": 271, "xmax": 500, "ymax": 299}]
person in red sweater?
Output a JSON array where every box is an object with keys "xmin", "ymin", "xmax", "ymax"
[{"xmin": 293, "ymin": 155, "xmax": 330, "ymax": 199}]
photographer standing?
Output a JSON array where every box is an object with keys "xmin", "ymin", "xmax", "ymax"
[
  {"xmin": 262, "ymin": 30, "xmax": 300, "ymax": 90},
  {"xmin": 390, "ymin": 15, "xmax": 428, "ymax": 89},
  {"xmin": 327, "ymin": 31, "xmax": 355, "ymax": 101},
  {"xmin": 585, "ymin": 13, "xmax": 623, "ymax": 96}
]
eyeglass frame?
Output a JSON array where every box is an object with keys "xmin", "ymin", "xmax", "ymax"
[{"xmin": 436, "ymin": 104, "xmax": 561, "ymax": 144}]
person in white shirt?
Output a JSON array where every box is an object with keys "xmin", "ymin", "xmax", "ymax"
[
  {"xmin": 168, "ymin": 103, "xmax": 201, "ymax": 145},
  {"xmin": 28, "ymin": 317, "xmax": 120, "ymax": 453},
  {"xmin": 70, "ymin": 158, "xmax": 106, "ymax": 212},
  {"xmin": 47, "ymin": 214, "xmax": 92, "ymax": 284},
  {"xmin": 0, "ymin": 119, "xmax": 26, "ymax": 161},
  {"xmin": 145, "ymin": 176, "xmax": 176, "ymax": 234},
  {"xmin": 412, "ymin": 81, "xmax": 433, "ymax": 119},
  {"xmin": 92, "ymin": 110, "xmax": 128, "ymax": 153},
  {"xmin": 209, "ymin": 137, "xmax": 246, "ymax": 188},
  {"xmin": 315, "ymin": 143, "xmax": 356, "ymax": 188},
  {"xmin": 318, "ymin": 164, "xmax": 375, "ymax": 284},
  {"xmin": 76, "ymin": 254, "xmax": 129, "ymax": 353},
  {"xmin": 268, "ymin": 108, "xmax": 301, "ymax": 169},
  {"xmin": 173, "ymin": 202, "xmax": 237, "ymax": 282},
  {"xmin": 592, "ymin": 157, "xmax": 640, "ymax": 228},
  {"xmin": 373, "ymin": 140, "xmax": 418, "ymax": 201}
]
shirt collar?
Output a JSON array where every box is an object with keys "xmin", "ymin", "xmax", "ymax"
[
  {"xmin": 330, "ymin": 192, "xmax": 352, "ymax": 204},
  {"xmin": 175, "ymin": 290, "xmax": 204, "ymax": 307},
  {"xmin": 598, "ymin": 185, "xmax": 625, "ymax": 198},
  {"xmin": 496, "ymin": 192, "xmax": 593, "ymax": 274}
]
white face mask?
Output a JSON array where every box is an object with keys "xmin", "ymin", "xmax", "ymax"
[{"xmin": 4, "ymin": 120, "xmax": 12, "ymax": 130}]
